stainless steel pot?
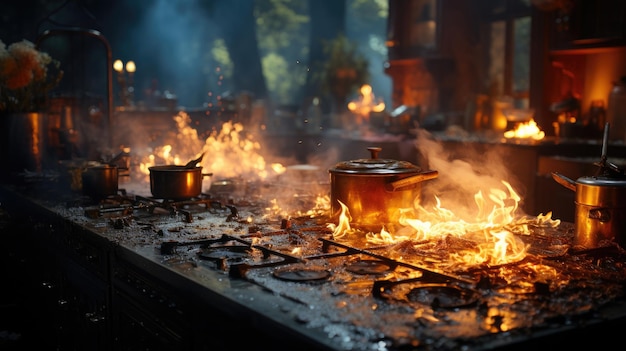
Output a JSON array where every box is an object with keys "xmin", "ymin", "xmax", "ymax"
[
  {"xmin": 82, "ymin": 164, "xmax": 118, "ymax": 199},
  {"xmin": 149, "ymin": 165, "xmax": 212, "ymax": 199},
  {"xmin": 329, "ymin": 147, "xmax": 438, "ymax": 230},
  {"xmin": 552, "ymin": 172, "xmax": 626, "ymax": 249},
  {"xmin": 551, "ymin": 122, "xmax": 626, "ymax": 249}
]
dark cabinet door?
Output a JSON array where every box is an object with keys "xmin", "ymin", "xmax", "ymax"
[
  {"xmin": 552, "ymin": 0, "xmax": 626, "ymax": 50},
  {"xmin": 387, "ymin": 0, "xmax": 439, "ymax": 60}
]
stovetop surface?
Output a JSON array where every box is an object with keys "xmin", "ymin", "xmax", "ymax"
[{"xmin": 5, "ymin": 179, "xmax": 626, "ymax": 351}]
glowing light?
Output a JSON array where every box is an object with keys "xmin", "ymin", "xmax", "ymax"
[
  {"xmin": 347, "ymin": 84, "xmax": 386, "ymax": 125},
  {"xmin": 125, "ymin": 60, "xmax": 136, "ymax": 73},
  {"xmin": 113, "ymin": 59, "xmax": 123, "ymax": 73},
  {"xmin": 504, "ymin": 119, "xmax": 545, "ymax": 140},
  {"xmin": 271, "ymin": 163, "xmax": 286, "ymax": 175}
]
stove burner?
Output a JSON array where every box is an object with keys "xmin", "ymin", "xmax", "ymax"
[
  {"xmin": 82, "ymin": 193, "xmax": 237, "ymax": 224},
  {"xmin": 273, "ymin": 267, "xmax": 331, "ymax": 282},
  {"xmin": 345, "ymin": 259, "xmax": 394, "ymax": 275},
  {"xmin": 197, "ymin": 245, "xmax": 251, "ymax": 261},
  {"xmin": 406, "ymin": 284, "xmax": 479, "ymax": 309}
]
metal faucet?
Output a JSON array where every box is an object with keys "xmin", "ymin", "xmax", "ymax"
[{"xmin": 36, "ymin": 28, "xmax": 114, "ymax": 150}]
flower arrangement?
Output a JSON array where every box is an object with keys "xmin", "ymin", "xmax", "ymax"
[{"xmin": 0, "ymin": 39, "xmax": 63, "ymax": 113}]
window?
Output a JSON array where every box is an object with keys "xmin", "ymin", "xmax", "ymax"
[{"xmin": 486, "ymin": 0, "xmax": 532, "ymax": 109}]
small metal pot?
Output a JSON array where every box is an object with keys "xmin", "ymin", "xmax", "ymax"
[
  {"xmin": 149, "ymin": 165, "xmax": 212, "ymax": 199},
  {"xmin": 552, "ymin": 172, "xmax": 626, "ymax": 249},
  {"xmin": 329, "ymin": 147, "xmax": 438, "ymax": 230},
  {"xmin": 551, "ymin": 123, "xmax": 626, "ymax": 249},
  {"xmin": 82, "ymin": 164, "xmax": 119, "ymax": 199}
]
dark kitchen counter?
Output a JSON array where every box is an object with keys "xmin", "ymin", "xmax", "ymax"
[
  {"xmin": 429, "ymin": 130, "xmax": 626, "ymax": 157},
  {"xmin": 0, "ymin": 181, "xmax": 337, "ymax": 351},
  {"xmin": 2, "ymin": 180, "xmax": 626, "ymax": 351}
]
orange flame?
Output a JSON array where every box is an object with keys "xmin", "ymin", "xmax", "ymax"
[
  {"xmin": 137, "ymin": 111, "xmax": 284, "ymax": 182},
  {"xmin": 347, "ymin": 84, "xmax": 385, "ymax": 125},
  {"xmin": 503, "ymin": 119, "xmax": 545, "ymax": 140},
  {"xmin": 327, "ymin": 200, "xmax": 354, "ymax": 240},
  {"xmin": 332, "ymin": 181, "xmax": 561, "ymax": 268}
]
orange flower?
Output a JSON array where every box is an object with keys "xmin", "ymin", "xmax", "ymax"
[{"xmin": 0, "ymin": 39, "xmax": 62, "ymax": 113}]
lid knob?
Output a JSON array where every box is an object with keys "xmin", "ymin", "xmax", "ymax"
[{"xmin": 367, "ymin": 147, "xmax": 382, "ymax": 159}]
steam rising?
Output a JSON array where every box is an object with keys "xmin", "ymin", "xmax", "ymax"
[{"xmin": 415, "ymin": 129, "xmax": 526, "ymax": 219}]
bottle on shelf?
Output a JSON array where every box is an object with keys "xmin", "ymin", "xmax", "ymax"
[{"xmin": 607, "ymin": 76, "xmax": 626, "ymax": 143}]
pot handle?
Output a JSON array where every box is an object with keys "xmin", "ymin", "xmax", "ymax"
[
  {"xmin": 551, "ymin": 172, "xmax": 576, "ymax": 192},
  {"xmin": 202, "ymin": 172, "xmax": 213, "ymax": 178},
  {"xmin": 388, "ymin": 170, "xmax": 439, "ymax": 191}
]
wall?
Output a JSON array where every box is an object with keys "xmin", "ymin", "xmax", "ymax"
[{"xmin": 384, "ymin": 0, "xmax": 483, "ymax": 118}]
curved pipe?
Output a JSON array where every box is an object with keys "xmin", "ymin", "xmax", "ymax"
[{"xmin": 36, "ymin": 28, "xmax": 114, "ymax": 149}]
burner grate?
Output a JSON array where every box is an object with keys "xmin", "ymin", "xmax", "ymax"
[{"xmin": 83, "ymin": 193, "xmax": 237, "ymax": 223}]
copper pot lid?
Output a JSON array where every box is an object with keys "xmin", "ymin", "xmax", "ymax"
[{"xmin": 330, "ymin": 147, "xmax": 422, "ymax": 175}]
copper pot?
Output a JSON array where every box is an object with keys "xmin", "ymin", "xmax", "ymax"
[
  {"xmin": 149, "ymin": 165, "xmax": 212, "ymax": 199},
  {"xmin": 82, "ymin": 164, "xmax": 118, "ymax": 199},
  {"xmin": 329, "ymin": 147, "xmax": 438, "ymax": 230}
]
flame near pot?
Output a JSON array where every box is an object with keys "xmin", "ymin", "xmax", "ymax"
[{"xmin": 329, "ymin": 147, "xmax": 438, "ymax": 231}]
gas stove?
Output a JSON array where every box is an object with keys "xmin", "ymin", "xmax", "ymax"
[
  {"xmin": 149, "ymin": 211, "xmax": 626, "ymax": 350},
  {"xmin": 2, "ymin": 179, "xmax": 626, "ymax": 351}
]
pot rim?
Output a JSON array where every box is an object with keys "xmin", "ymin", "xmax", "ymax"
[
  {"xmin": 577, "ymin": 176, "xmax": 626, "ymax": 187},
  {"xmin": 330, "ymin": 146, "xmax": 423, "ymax": 175},
  {"xmin": 85, "ymin": 164, "xmax": 118, "ymax": 170},
  {"xmin": 149, "ymin": 165, "xmax": 202, "ymax": 172},
  {"xmin": 329, "ymin": 165, "xmax": 423, "ymax": 175}
]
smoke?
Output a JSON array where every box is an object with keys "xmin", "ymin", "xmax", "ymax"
[
  {"xmin": 121, "ymin": 0, "xmax": 222, "ymax": 107},
  {"xmin": 414, "ymin": 129, "xmax": 526, "ymax": 219}
]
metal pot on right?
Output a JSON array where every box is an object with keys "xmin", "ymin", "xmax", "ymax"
[
  {"xmin": 573, "ymin": 176, "xmax": 626, "ymax": 249},
  {"xmin": 553, "ymin": 171, "xmax": 626, "ymax": 249},
  {"xmin": 552, "ymin": 123, "xmax": 626, "ymax": 249}
]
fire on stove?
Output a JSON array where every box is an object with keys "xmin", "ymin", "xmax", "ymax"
[
  {"xmin": 143, "ymin": 198, "xmax": 624, "ymax": 351},
  {"xmin": 8, "ymin": 115, "xmax": 625, "ymax": 351},
  {"xmin": 61, "ymin": 159, "xmax": 625, "ymax": 350}
]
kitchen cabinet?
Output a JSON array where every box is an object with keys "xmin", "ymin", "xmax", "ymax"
[
  {"xmin": 550, "ymin": 0, "xmax": 626, "ymax": 52},
  {"xmin": 387, "ymin": 0, "xmax": 440, "ymax": 60},
  {"xmin": 0, "ymin": 197, "xmax": 112, "ymax": 350},
  {"xmin": 1, "ymin": 217, "xmax": 66, "ymax": 350},
  {"xmin": 385, "ymin": 0, "xmax": 478, "ymax": 116},
  {"xmin": 111, "ymin": 256, "xmax": 194, "ymax": 350}
]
